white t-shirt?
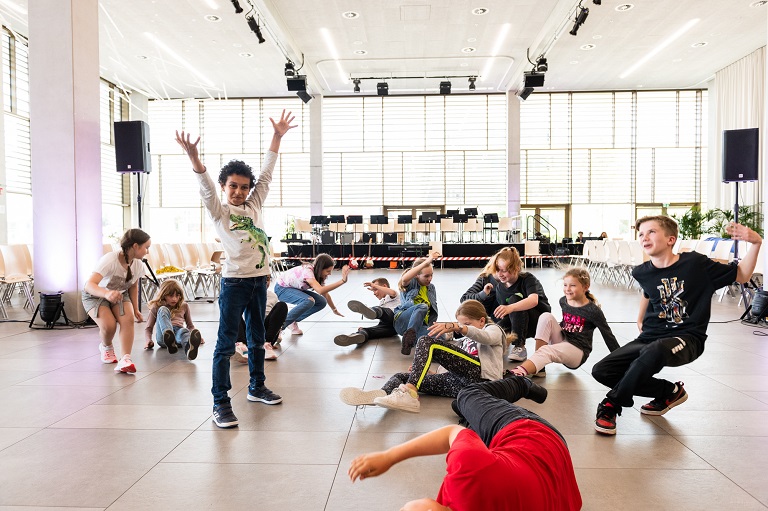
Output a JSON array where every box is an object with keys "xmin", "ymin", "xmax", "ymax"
[
  {"xmin": 92, "ymin": 252, "xmax": 145, "ymax": 292},
  {"xmin": 379, "ymin": 293, "xmax": 400, "ymax": 310}
]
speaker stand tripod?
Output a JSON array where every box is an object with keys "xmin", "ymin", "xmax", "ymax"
[{"xmin": 732, "ymin": 181, "xmax": 756, "ymax": 316}]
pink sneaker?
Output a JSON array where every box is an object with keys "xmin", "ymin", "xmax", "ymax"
[
  {"xmin": 115, "ymin": 354, "xmax": 136, "ymax": 373},
  {"xmin": 264, "ymin": 342, "xmax": 277, "ymax": 360},
  {"xmin": 99, "ymin": 343, "xmax": 117, "ymax": 364},
  {"xmin": 232, "ymin": 342, "xmax": 248, "ymax": 364},
  {"xmin": 289, "ymin": 322, "xmax": 303, "ymax": 336}
]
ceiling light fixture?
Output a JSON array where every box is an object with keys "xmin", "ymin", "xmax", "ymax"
[
  {"xmin": 353, "ymin": 79, "xmax": 361, "ymax": 93},
  {"xmin": 204, "ymin": 15, "xmax": 221, "ymax": 22},
  {"xmin": 296, "ymin": 91, "xmax": 312, "ymax": 104},
  {"xmin": 284, "ymin": 62, "xmax": 296, "ymax": 77},
  {"xmin": 524, "ymin": 71, "xmax": 545, "ymax": 88},
  {"xmin": 468, "ymin": 76, "xmax": 476, "ymax": 91},
  {"xmin": 229, "ymin": 0, "xmax": 243, "ymax": 13},
  {"xmin": 342, "ymin": 11, "xmax": 360, "ymax": 19},
  {"xmin": 472, "ymin": 7, "xmax": 489, "ymax": 15},
  {"xmin": 569, "ymin": 6, "xmax": 589, "ymax": 36},
  {"xmin": 615, "ymin": 4, "xmax": 634, "ymax": 11},
  {"xmin": 536, "ymin": 56, "xmax": 548, "ymax": 72},
  {"xmin": 462, "ymin": 47, "xmax": 476, "ymax": 53},
  {"xmin": 287, "ymin": 75, "xmax": 307, "ymax": 91},
  {"xmin": 246, "ymin": 15, "xmax": 266, "ymax": 43},
  {"xmin": 619, "ymin": 18, "xmax": 700, "ymax": 78}
]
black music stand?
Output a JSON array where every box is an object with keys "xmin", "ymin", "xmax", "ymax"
[
  {"xmin": 464, "ymin": 207, "xmax": 478, "ymax": 218},
  {"xmin": 484, "ymin": 213, "xmax": 499, "ymax": 243},
  {"xmin": 329, "ymin": 215, "xmax": 346, "ymax": 245},
  {"xmin": 309, "ymin": 216, "xmax": 329, "ymax": 257},
  {"xmin": 446, "ymin": 209, "xmax": 459, "ymax": 217},
  {"xmin": 370, "ymin": 214, "xmax": 388, "ymax": 243},
  {"xmin": 418, "ymin": 212, "xmax": 438, "ymax": 242},
  {"xmin": 398, "ymin": 215, "xmax": 413, "ymax": 243},
  {"xmin": 453, "ymin": 213, "xmax": 468, "ymax": 242},
  {"xmin": 346, "ymin": 215, "xmax": 363, "ymax": 241}
]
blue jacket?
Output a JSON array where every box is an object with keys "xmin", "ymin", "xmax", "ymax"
[{"xmin": 395, "ymin": 279, "xmax": 438, "ymax": 323}]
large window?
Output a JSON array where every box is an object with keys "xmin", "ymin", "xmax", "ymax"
[
  {"xmin": 322, "ymin": 95, "xmax": 507, "ymax": 216},
  {"xmin": 147, "ymin": 98, "xmax": 311, "ymax": 244},
  {"xmin": 100, "ymin": 80, "xmax": 128, "ymax": 241},
  {"xmin": 2, "ymin": 28, "xmax": 31, "ymax": 244},
  {"xmin": 520, "ymin": 90, "xmax": 707, "ymax": 238}
]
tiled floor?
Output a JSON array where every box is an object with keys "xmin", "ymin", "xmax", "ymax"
[{"xmin": 0, "ymin": 266, "xmax": 766, "ymax": 510}]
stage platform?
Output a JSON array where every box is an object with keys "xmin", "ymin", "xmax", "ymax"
[{"xmin": 282, "ymin": 241, "xmax": 584, "ymax": 269}]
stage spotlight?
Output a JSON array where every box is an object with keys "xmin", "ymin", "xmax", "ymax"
[
  {"xmin": 246, "ymin": 15, "xmax": 266, "ymax": 44},
  {"xmin": 536, "ymin": 57, "xmax": 548, "ymax": 73},
  {"xmin": 524, "ymin": 71, "xmax": 545, "ymax": 88},
  {"xmin": 468, "ymin": 76, "xmax": 476, "ymax": 91},
  {"xmin": 284, "ymin": 62, "xmax": 296, "ymax": 77},
  {"xmin": 377, "ymin": 82, "xmax": 388, "ymax": 96},
  {"xmin": 519, "ymin": 87, "xmax": 534, "ymax": 100},
  {"xmin": 296, "ymin": 91, "xmax": 312, "ymax": 104},
  {"xmin": 569, "ymin": 6, "xmax": 589, "ymax": 35},
  {"xmin": 593, "ymin": 0, "xmax": 601, "ymax": 4},
  {"xmin": 440, "ymin": 81, "xmax": 452, "ymax": 94},
  {"xmin": 287, "ymin": 75, "xmax": 307, "ymax": 91},
  {"xmin": 230, "ymin": 0, "xmax": 244, "ymax": 13},
  {"xmin": 353, "ymin": 78, "xmax": 361, "ymax": 93}
]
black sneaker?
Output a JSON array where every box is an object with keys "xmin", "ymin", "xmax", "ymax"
[
  {"xmin": 595, "ymin": 399, "xmax": 620, "ymax": 435},
  {"xmin": 186, "ymin": 329, "xmax": 202, "ymax": 360},
  {"xmin": 164, "ymin": 330, "xmax": 178, "ymax": 354},
  {"xmin": 212, "ymin": 403, "xmax": 239, "ymax": 428},
  {"xmin": 640, "ymin": 381, "xmax": 688, "ymax": 416},
  {"xmin": 334, "ymin": 332, "xmax": 367, "ymax": 346},
  {"xmin": 525, "ymin": 379, "xmax": 548, "ymax": 404},
  {"xmin": 401, "ymin": 328, "xmax": 417, "ymax": 355},
  {"xmin": 247, "ymin": 385, "xmax": 283, "ymax": 405},
  {"xmin": 348, "ymin": 300, "xmax": 379, "ymax": 320}
]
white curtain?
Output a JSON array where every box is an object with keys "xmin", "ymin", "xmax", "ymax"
[{"xmin": 710, "ymin": 46, "xmax": 765, "ymax": 213}]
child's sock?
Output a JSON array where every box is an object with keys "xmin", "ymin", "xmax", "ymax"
[{"xmin": 511, "ymin": 366, "xmax": 529, "ymax": 376}]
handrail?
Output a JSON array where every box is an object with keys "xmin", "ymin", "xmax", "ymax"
[{"xmin": 526, "ymin": 214, "xmax": 558, "ymax": 243}]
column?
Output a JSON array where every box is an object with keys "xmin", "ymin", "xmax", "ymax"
[{"xmin": 29, "ymin": 0, "xmax": 101, "ymax": 322}]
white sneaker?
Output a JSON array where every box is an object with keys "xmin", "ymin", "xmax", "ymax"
[
  {"xmin": 99, "ymin": 343, "xmax": 117, "ymax": 364},
  {"xmin": 264, "ymin": 342, "xmax": 277, "ymax": 360},
  {"xmin": 508, "ymin": 346, "xmax": 528, "ymax": 362},
  {"xmin": 232, "ymin": 342, "xmax": 248, "ymax": 364},
  {"xmin": 339, "ymin": 387, "xmax": 386, "ymax": 406},
  {"xmin": 288, "ymin": 322, "xmax": 303, "ymax": 335},
  {"xmin": 115, "ymin": 354, "xmax": 136, "ymax": 373},
  {"xmin": 373, "ymin": 384, "xmax": 420, "ymax": 413}
]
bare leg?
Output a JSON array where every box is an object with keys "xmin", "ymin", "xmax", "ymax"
[
  {"xmin": 113, "ymin": 302, "xmax": 136, "ymax": 356},
  {"xmin": 88, "ymin": 305, "xmax": 117, "ymax": 347}
]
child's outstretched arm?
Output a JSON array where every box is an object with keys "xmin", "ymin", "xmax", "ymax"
[
  {"xmin": 594, "ymin": 309, "xmax": 620, "ymax": 352},
  {"xmin": 175, "ymin": 131, "xmax": 205, "ymax": 174},
  {"xmin": 268, "ymin": 109, "xmax": 297, "ymax": 153},
  {"xmin": 348, "ymin": 425, "xmax": 464, "ymax": 483},
  {"xmin": 400, "ymin": 250, "xmax": 440, "ymax": 287},
  {"xmin": 726, "ymin": 222, "xmax": 763, "ymax": 283},
  {"xmin": 637, "ymin": 295, "xmax": 650, "ymax": 332}
]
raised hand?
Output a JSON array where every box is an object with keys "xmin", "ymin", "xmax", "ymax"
[
  {"xmin": 174, "ymin": 131, "xmax": 205, "ymax": 174},
  {"xmin": 270, "ymin": 109, "xmax": 297, "ymax": 138},
  {"xmin": 725, "ymin": 222, "xmax": 763, "ymax": 244}
]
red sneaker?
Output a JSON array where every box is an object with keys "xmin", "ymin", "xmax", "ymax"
[
  {"xmin": 640, "ymin": 382, "xmax": 688, "ymax": 416},
  {"xmin": 595, "ymin": 399, "xmax": 619, "ymax": 435}
]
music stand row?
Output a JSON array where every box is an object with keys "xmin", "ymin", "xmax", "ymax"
[{"xmin": 308, "ymin": 212, "xmax": 488, "ymax": 225}]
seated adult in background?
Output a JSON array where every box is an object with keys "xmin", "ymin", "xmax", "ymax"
[
  {"xmin": 348, "ymin": 376, "xmax": 582, "ymax": 511},
  {"xmin": 575, "ymin": 231, "xmax": 585, "ymax": 243},
  {"xmin": 599, "ymin": 232, "xmax": 608, "ymax": 239}
]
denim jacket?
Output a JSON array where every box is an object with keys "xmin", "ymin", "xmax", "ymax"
[{"xmin": 394, "ymin": 279, "xmax": 438, "ymax": 323}]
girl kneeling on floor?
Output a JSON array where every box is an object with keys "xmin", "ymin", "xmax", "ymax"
[{"xmin": 507, "ymin": 267, "xmax": 619, "ymax": 378}]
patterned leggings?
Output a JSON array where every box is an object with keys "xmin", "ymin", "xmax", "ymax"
[{"xmin": 381, "ymin": 336, "xmax": 482, "ymax": 398}]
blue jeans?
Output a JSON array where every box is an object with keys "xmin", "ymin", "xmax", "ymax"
[
  {"xmin": 212, "ymin": 276, "xmax": 267, "ymax": 405},
  {"xmin": 274, "ymin": 284, "xmax": 327, "ymax": 326},
  {"xmin": 394, "ymin": 303, "xmax": 430, "ymax": 338},
  {"xmin": 154, "ymin": 306, "xmax": 191, "ymax": 350}
]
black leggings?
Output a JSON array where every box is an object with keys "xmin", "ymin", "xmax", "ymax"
[
  {"xmin": 237, "ymin": 302, "xmax": 289, "ymax": 346},
  {"xmin": 456, "ymin": 377, "xmax": 565, "ymax": 447},
  {"xmin": 382, "ymin": 336, "xmax": 481, "ymax": 398}
]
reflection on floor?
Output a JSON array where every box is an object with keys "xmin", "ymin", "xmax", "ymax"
[{"xmin": 0, "ymin": 267, "xmax": 766, "ymax": 510}]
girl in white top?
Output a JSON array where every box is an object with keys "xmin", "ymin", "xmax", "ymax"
[{"xmin": 82, "ymin": 228, "xmax": 150, "ymax": 373}]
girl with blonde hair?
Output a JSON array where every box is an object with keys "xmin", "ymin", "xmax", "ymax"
[{"xmin": 145, "ymin": 279, "xmax": 203, "ymax": 360}]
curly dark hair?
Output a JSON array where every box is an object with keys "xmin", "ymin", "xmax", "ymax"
[{"xmin": 218, "ymin": 159, "xmax": 255, "ymax": 189}]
